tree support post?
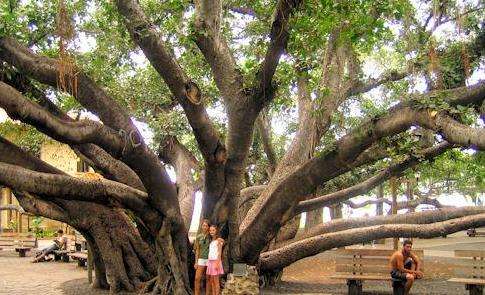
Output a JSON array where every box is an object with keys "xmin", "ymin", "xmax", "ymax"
[
  {"xmin": 87, "ymin": 244, "xmax": 93, "ymax": 284},
  {"xmin": 347, "ymin": 279, "xmax": 363, "ymax": 295},
  {"xmin": 376, "ymin": 184, "xmax": 385, "ymax": 244},
  {"xmin": 391, "ymin": 177, "xmax": 399, "ymax": 250}
]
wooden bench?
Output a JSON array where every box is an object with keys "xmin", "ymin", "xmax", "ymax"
[
  {"xmin": 467, "ymin": 228, "xmax": 485, "ymax": 237},
  {"xmin": 0, "ymin": 234, "xmax": 37, "ymax": 257},
  {"xmin": 69, "ymin": 251, "xmax": 88, "ymax": 267},
  {"xmin": 448, "ymin": 250, "xmax": 485, "ymax": 295},
  {"xmin": 53, "ymin": 237, "xmax": 76, "ymax": 262},
  {"xmin": 330, "ymin": 248, "xmax": 424, "ymax": 295},
  {"xmin": 75, "ymin": 231, "xmax": 87, "ymax": 251}
]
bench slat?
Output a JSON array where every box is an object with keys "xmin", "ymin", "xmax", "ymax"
[
  {"xmin": 330, "ymin": 274, "xmax": 392, "ymax": 281},
  {"xmin": 454, "ymin": 268, "xmax": 485, "ymax": 279},
  {"xmin": 337, "ymin": 257, "xmax": 390, "ymax": 266},
  {"xmin": 455, "ymin": 250, "xmax": 485, "ymax": 258},
  {"xmin": 335, "ymin": 264, "xmax": 389, "ymax": 274},
  {"xmin": 448, "ymin": 278, "xmax": 485, "ymax": 285},
  {"xmin": 338, "ymin": 248, "xmax": 424, "ymax": 257}
]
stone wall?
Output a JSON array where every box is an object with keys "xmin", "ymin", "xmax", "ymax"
[{"xmin": 222, "ymin": 266, "xmax": 260, "ymax": 295}]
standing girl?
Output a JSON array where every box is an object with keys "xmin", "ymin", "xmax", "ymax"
[
  {"xmin": 194, "ymin": 219, "xmax": 211, "ymax": 295},
  {"xmin": 206, "ymin": 224, "xmax": 224, "ymax": 295}
]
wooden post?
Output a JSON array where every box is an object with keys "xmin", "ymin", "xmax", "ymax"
[
  {"xmin": 376, "ymin": 184, "xmax": 385, "ymax": 244},
  {"xmin": 87, "ymin": 243, "xmax": 93, "ymax": 284},
  {"xmin": 406, "ymin": 177, "xmax": 414, "ymax": 213},
  {"xmin": 391, "ymin": 177, "xmax": 399, "ymax": 250},
  {"xmin": 17, "ymin": 212, "xmax": 22, "ymax": 233},
  {"xmin": 6, "ymin": 188, "xmax": 12, "ymax": 228}
]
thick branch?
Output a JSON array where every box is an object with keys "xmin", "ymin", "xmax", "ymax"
[
  {"xmin": 300, "ymin": 206, "xmax": 484, "ymax": 241},
  {"xmin": 0, "ymin": 37, "xmax": 134, "ymax": 133},
  {"xmin": 74, "ymin": 144, "xmax": 145, "ymax": 191},
  {"xmin": 0, "ymin": 81, "xmax": 124, "ymax": 155},
  {"xmin": 115, "ymin": 0, "xmax": 224, "ymax": 165},
  {"xmin": 259, "ymin": 210, "xmax": 485, "ymax": 270},
  {"xmin": 252, "ymin": 0, "xmax": 302, "ymax": 108},
  {"xmin": 0, "ymin": 137, "xmax": 161, "ymax": 232},
  {"xmin": 348, "ymin": 70, "xmax": 409, "ymax": 97},
  {"xmin": 194, "ymin": 0, "xmax": 245, "ymax": 104},
  {"xmin": 294, "ymin": 142, "xmax": 451, "ymax": 214},
  {"xmin": 159, "ymin": 135, "xmax": 201, "ymax": 227},
  {"xmin": 344, "ymin": 195, "xmax": 449, "ymax": 210},
  {"xmin": 0, "ymin": 162, "xmax": 149, "ymax": 210},
  {"xmin": 0, "ymin": 71, "xmax": 144, "ymax": 191}
]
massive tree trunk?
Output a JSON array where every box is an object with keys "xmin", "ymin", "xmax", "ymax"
[{"xmin": 16, "ymin": 193, "xmax": 156, "ymax": 292}]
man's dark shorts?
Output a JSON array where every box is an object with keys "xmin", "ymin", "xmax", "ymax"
[{"xmin": 390, "ymin": 257, "xmax": 413, "ymax": 283}]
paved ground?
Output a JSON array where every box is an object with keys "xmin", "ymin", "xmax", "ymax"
[{"xmin": 0, "ymin": 232, "xmax": 483, "ymax": 294}]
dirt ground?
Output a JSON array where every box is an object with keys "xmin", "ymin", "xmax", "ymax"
[{"xmin": 0, "ymin": 232, "xmax": 483, "ymax": 295}]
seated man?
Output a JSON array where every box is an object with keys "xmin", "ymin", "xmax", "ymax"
[
  {"xmin": 32, "ymin": 229, "xmax": 68, "ymax": 263},
  {"xmin": 389, "ymin": 239, "xmax": 424, "ymax": 295}
]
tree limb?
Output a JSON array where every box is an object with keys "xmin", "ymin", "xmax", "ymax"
[
  {"xmin": 0, "ymin": 137, "xmax": 161, "ymax": 233},
  {"xmin": 0, "ymin": 81, "xmax": 124, "ymax": 155},
  {"xmin": 115, "ymin": 0, "xmax": 224, "ymax": 165},
  {"xmin": 294, "ymin": 142, "xmax": 451, "ymax": 215},
  {"xmin": 159, "ymin": 135, "xmax": 201, "ymax": 228},
  {"xmin": 348, "ymin": 70, "xmax": 409, "ymax": 97},
  {"xmin": 0, "ymin": 37, "xmax": 135, "ymax": 133},
  {"xmin": 194, "ymin": 0, "xmax": 245, "ymax": 104},
  {"xmin": 252, "ymin": 0, "xmax": 302, "ymax": 108},
  {"xmin": 0, "ymin": 162, "xmax": 149, "ymax": 210},
  {"xmin": 259, "ymin": 209, "xmax": 485, "ymax": 270}
]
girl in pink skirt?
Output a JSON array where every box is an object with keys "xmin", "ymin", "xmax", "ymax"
[{"xmin": 206, "ymin": 224, "xmax": 224, "ymax": 295}]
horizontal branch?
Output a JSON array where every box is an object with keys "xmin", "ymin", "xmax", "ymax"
[
  {"xmin": 348, "ymin": 70, "xmax": 409, "ymax": 97},
  {"xmin": 0, "ymin": 137, "xmax": 161, "ymax": 231},
  {"xmin": 0, "ymin": 162, "xmax": 148, "ymax": 208},
  {"xmin": 299, "ymin": 206, "xmax": 484, "ymax": 241},
  {"xmin": 344, "ymin": 195, "xmax": 449, "ymax": 211},
  {"xmin": 294, "ymin": 142, "xmax": 451, "ymax": 214},
  {"xmin": 259, "ymin": 210, "xmax": 485, "ymax": 270},
  {"xmin": 0, "ymin": 69, "xmax": 145, "ymax": 191},
  {"xmin": 0, "ymin": 81, "xmax": 124, "ymax": 155}
]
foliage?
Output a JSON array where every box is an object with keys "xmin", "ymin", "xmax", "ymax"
[{"xmin": 0, "ymin": 121, "xmax": 47, "ymax": 156}]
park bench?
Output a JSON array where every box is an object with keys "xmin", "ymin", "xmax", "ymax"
[
  {"xmin": 69, "ymin": 251, "xmax": 88, "ymax": 267},
  {"xmin": 53, "ymin": 235, "xmax": 76, "ymax": 262},
  {"xmin": 467, "ymin": 228, "xmax": 485, "ymax": 237},
  {"xmin": 0, "ymin": 233, "xmax": 37, "ymax": 257},
  {"xmin": 329, "ymin": 248, "xmax": 424, "ymax": 295},
  {"xmin": 53, "ymin": 233, "xmax": 88, "ymax": 262},
  {"xmin": 447, "ymin": 250, "xmax": 485, "ymax": 295}
]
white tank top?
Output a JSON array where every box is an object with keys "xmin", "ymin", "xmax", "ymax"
[{"xmin": 208, "ymin": 240, "xmax": 219, "ymax": 260}]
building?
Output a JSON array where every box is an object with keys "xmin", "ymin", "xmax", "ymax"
[{"xmin": 0, "ymin": 141, "xmax": 90, "ymax": 234}]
